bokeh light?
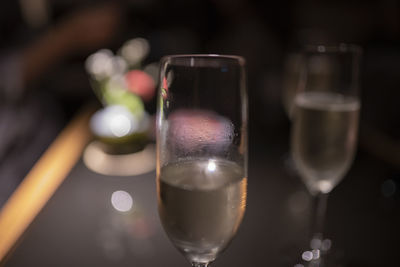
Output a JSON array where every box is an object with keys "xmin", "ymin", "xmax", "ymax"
[
  {"xmin": 302, "ymin": 251, "xmax": 313, "ymax": 261},
  {"xmin": 119, "ymin": 38, "xmax": 150, "ymax": 66},
  {"xmin": 207, "ymin": 160, "xmax": 217, "ymax": 172},
  {"xmin": 111, "ymin": 191, "xmax": 133, "ymax": 212}
]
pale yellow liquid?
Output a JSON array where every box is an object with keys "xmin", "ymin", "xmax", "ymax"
[{"xmin": 157, "ymin": 159, "xmax": 246, "ymax": 263}]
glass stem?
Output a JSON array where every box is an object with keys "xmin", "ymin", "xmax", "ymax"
[{"xmin": 310, "ymin": 192, "xmax": 329, "ymax": 248}]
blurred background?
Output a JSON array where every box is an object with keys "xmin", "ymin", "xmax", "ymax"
[{"xmin": 0, "ymin": 0, "xmax": 399, "ymax": 266}]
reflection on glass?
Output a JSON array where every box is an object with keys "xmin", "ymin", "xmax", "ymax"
[
  {"xmin": 167, "ymin": 109, "xmax": 234, "ymax": 154},
  {"xmin": 207, "ymin": 160, "xmax": 216, "ymax": 172},
  {"xmin": 119, "ymin": 38, "xmax": 150, "ymax": 67}
]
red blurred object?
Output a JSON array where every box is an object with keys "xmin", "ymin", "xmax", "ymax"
[
  {"xmin": 162, "ymin": 77, "xmax": 168, "ymax": 99},
  {"xmin": 125, "ymin": 70, "xmax": 156, "ymax": 102}
]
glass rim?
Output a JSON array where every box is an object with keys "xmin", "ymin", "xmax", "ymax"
[
  {"xmin": 303, "ymin": 43, "xmax": 362, "ymax": 55},
  {"xmin": 160, "ymin": 54, "xmax": 246, "ymax": 65}
]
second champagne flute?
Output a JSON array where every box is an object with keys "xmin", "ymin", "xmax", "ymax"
[
  {"xmin": 291, "ymin": 44, "xmax": 362, "ymax": 265},
  {"xmin": 156, "ymin": 55, "xmax": 248, "ymax": 267}
]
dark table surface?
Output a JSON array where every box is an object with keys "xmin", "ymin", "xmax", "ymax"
[{"xmin": 2, "ymin": 129, "xmax": 399, "ymax": 267}]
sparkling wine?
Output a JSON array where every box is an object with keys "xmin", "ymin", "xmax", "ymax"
[
  {"xmin": 292, "ymin": 92, "xmax": 360, "ymax": 194},
  {"xmin": 157, "ymin": 159, "xmax": 247, "ymax": 264}
]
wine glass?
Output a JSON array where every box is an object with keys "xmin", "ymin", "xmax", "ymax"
[
  {"xmin": 156, "ymin": 55, "xmax": 248, "ymax": 267},
  {"xmin": 290, "ymin": 44, "xmax": 362, "ymax": 265}
]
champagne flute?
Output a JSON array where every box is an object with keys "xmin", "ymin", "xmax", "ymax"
[
  {"xmin": 291, "ymin": 44, "xmax": 362, "ymax": 265},
  {"xmin": 156, "ymin": 55, "xmax": 248, "ymax": 267}
]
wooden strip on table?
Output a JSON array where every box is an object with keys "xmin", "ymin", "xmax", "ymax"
[{"xmin": 0, "ymin": 106, "xmax": 94, "ymax": 262}]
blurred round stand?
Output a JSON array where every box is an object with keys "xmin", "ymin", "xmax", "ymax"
[
  {"xmin": 84, "ymin": 105, "xmax": 155, "ymax": 176},
  {"xmin": 83, "ymin": 141, "xmax": 155, "ymax": 176}
]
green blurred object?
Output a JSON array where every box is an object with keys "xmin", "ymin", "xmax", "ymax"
[{"xmin": 103, "ymin": 85, "xmax": 144, "ymax": 119}]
